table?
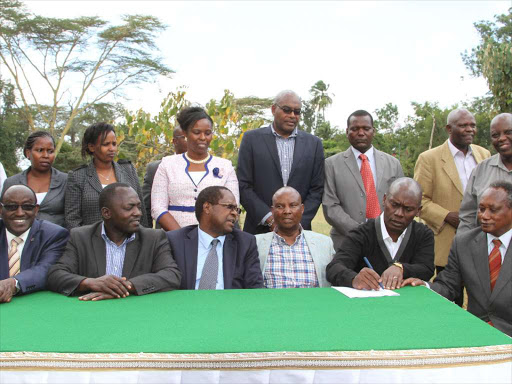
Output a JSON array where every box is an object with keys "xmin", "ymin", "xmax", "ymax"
[{"xmin": 1, "ymin": 287, "xmax": 511, "ymax": 383}]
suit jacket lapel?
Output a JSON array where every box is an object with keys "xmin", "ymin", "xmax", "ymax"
[
  {"xmin": 223, "ymin": 234, "xmax": 236, "ymax": 289},
  {"xmin": 93, "ymin": 224, "xmax": 107, "ymax": 276},
  {"xmin": 441, "ymin": 141, "xmax": 464, "ymax": 196},
  {"xmin": 374, "ymin": 218, "xmax": 393, "ymax": 264},
  {"xmin": 490, "ymin": 243, "xmax": 511, "ymax": 302},
  {"xmin": 471, "ymin": 144, "xmax": 487, "ymax": 164},
  {"xmin": 344, "ymin": 149, "xmax": 365, "ymax": 194},
  {"xmin": 0, "ymin": 223, "xmax": 9, "ymax": 280},
  {"xmin": 185, "ymin": 228, "xmax": 199, "ymax": 290},
  {"xmin": 20, "ymin": 220, "xmax": 41, "ymax": 271},
  {"xmin": 113, "ymin": 161, "xmax": 127, "ymax": 183},
  {"xmin": 472, "ymin": 231, "xmax": 492, "ymax": 300},
  {"xmin": 86, "ymin": 162, "xmax": 103, "ymax": 194},
  {"xmin": 122, "ymin": 233, "xmax": 141, "ymax": 278},
  {"xmin": 43, "ymin": 168, "xmax": 65, "ymax": 206},
  {"xmin": 374, "ymin": 149, "xmax": 385, "ymax": 192},
  {"xmin": 262, "ymin": 126, "xmax": 283, "ymax": 183},
  {"xmin": 288, "ymin": 132, "xmax": 304, "ymax": 182},
  {"xmin": 395, "ymin": 222, "xmax": 412, "ymax": 262}
]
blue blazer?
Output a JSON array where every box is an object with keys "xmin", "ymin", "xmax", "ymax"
[
  {"xmin": 166, "ymin": 225, "xmax": 263, "ymax": 290},
  {"xmin": 0, "ymin": 219, "xmax": 69, "ymax": 294}
]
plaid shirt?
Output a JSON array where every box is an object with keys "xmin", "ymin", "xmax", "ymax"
[
  {"xmin": 264, "ymin": 228, "xmax": 319, "ymax": 288},
  {"xmin": 271, "ymin": 124, "xmax": 297, "ymax": 186}
]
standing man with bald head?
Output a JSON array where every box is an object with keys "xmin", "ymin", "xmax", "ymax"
[
  {"xmin": 0, "ymin": 185, "xmax": 69, "ymax": 302},
  {"xmin": 238, "ymin": 90, "xmax": 325, "ymax": 234},
  {"xmin": 414, "ymin": 109, "xmax": 490, "ymax": 285},
  {"xmin": 459, "ymin": 113, "xmax": 512, "ymax": 233}
]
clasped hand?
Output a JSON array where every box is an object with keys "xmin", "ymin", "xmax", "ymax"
[
  {"xmin": 352, "ymin": 265, "xmax": 403, "ymax": 290},
  {"xmin": 0, "ymin": 278, "xmax": 16, "ymax": 303},
  {"xmin": 79, "ymin": 275, "xmax": 133, "ymax": 301}
]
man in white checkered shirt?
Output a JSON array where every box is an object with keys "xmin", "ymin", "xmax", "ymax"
[{"xmin": 255, "ymin": 187, "xmax": 334, "ymax": 288}]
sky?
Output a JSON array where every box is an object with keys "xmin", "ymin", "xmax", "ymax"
[{"xmin": 18, "ymin": 1, "xmax": 512, "ymax": 130}]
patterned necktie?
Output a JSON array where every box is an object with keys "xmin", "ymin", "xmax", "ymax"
[
  {"xmin": 489, "ymin": 239, "xmax": 502, "ymax": 291},
  {"xmin": 8, "ymin": 237, "xmax": 23, "ymax": 277},
  {"xmin": 199, "ymin": 239, "xmax": 220, "ymax": 290},
  {"xmin": 359, "ymin": 154, "xmax": 381, "ymax": 219}
]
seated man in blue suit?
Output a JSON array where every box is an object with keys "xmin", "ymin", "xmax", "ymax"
[
  {"xmin": 167, "ymin": 186, "xmax": 263, "ymax": 290},
  {"xmin": 0, "ymin": 185, "xmax": 69, "ymax": 303}
]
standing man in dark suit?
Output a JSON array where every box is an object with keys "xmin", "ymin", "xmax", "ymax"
[
  {"xmin": 237, "ymin": 90, "xmax": 324, "ymax": 234},
  {"xmin": 323, "ymin": 110, "xmax": 404, "ymax": 251},
  {"xmin": 142, "ymin": 126, "xmax": 187, "ymax": 227},
  {"xmin": 167, "ymin": 186, "xmax": 263, "ymax": 290},
  {"xmin": 403, "ymin": 181, "xmax": 512, "ymax": 336},
  {"xmin": 0, "ymin": 185, "xmax": 69, "ymax": 303},
  {"xmin": 48, "ymin": 183, "xmax": 181, "ymax": 300}
]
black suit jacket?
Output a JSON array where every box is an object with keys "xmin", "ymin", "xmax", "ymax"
[
  {"xmin": 327, "ymin": 218, "xmax": 435, "ymax": 286},
  {"xmin": 0, "ymin": 219, "xmax": 69, "ymax": 294},
  {"xmin": 237, "ymin": 125, "xmax": 324, "ymax": 234},
  {"xmin": 47, "ymin": 222, "xmax": 181, "ymax": 296},
  {"xmin": 166, "ymin": 225, "xmax": 263, "ymax": 290}
]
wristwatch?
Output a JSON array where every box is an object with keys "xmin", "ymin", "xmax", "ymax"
[
  {"xmin": 13, "ymin": 278, "xmax": 20, "ymax": 294},
  {"xmin": 393, "ymin": 262, "xmax": 403, "ymax": 271}
]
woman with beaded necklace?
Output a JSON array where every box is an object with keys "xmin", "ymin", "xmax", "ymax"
[{"xmin": 151, "ymin": 106, "xmax": 239, "ymax": 230}]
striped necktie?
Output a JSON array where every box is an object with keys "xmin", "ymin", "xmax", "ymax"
[
  {"xmin": 199, "ymin": 239, "xmax": 220, "ymax": 290},
  {"xmin": 489, "ymin": 239, "xmax": 502, "ymax": 291},
  {"xmin": 359, "ymin": 153, "xmax": 381, "ymax": 219},
  {"xmin": 8, "ymin": 237, "xmax": 23, "ymax": 277}
]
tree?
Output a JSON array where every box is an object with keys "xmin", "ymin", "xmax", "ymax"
[
  {"xmin": 0, "ymin": 0, "xmax": 173, "ymax": 157},
  {"xmin": 309, "ymin": 80, "xmax": 333, "ymax": 133},
  {"xmin": 462, "ymin": 8, "xmax": 512, "ymax": 112}
]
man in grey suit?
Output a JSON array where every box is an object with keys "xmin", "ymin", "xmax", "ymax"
[
  {"xmin": 323, "ymin": 110, "xmax": 404, "ymax": 251},
  {"xmin": 256, "ymin": 187, "xmax": 334, "ymax": 288},
  {"xmin": 142, "ymin": 126, "xmax": 187, "ymax": 226},
  {"xmin": 48, "ymin": 183, "xmax": 181, "ymax": 300},
  {"xmin": 403, "ymin": 181, "xmax": 512, "ymax": 336}
]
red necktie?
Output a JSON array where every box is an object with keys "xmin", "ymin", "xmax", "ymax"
[
  {"xmin": 489, "ymin": 239, "xmax": 502, "ymax": 291},
  {"xmin": 359, "ymin": 154, "xmax": 381, "ymax": 219}
]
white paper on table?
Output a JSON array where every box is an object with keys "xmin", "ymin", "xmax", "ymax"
[{"xmin": 331, "ymin": 286, "xmax": 400, "ymax": 298}]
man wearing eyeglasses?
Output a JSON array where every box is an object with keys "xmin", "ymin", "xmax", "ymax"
[
  {"xmin": 167, "ymin": 186, "xmax": 263, "ymax": 290},
  {"xmin": 256, "ymin": 187, "xmax": 335, "ymax": 288},
  {"xmin": 0, "ymin": 185, "xmax": 69, "ymax": 303},
  {"xmin": 238, "ymin": 90, "xmax": 325, "ymax": 235}
]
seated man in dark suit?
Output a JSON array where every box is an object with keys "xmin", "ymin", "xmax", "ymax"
[
  {"xmin": 0, "ymin": 185, "xmax": 69, "ymax": 303},
  {"xmin": 327, "ymin": 177, "xmax": 434, "ymax": 290},
  {"xmin": 403, "ymin": 182, "xmax": 512, "ymax": 336},
  {"xmin": 167, "ymin": 185, "xmax": 263, "ymax": 290},
  {"xmin": 48, "ymin": 183, "xmax": 181, "ymax": 301}
]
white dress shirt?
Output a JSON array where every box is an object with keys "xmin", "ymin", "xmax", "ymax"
[
  {"xmin": 487, "ymin": 228, "xmax": 512, "ymax": 263},
  {"xmin": 351, "ymin": 146, "xmax": 377, "ymax": 186},
  {"xmin": 447, "ymin": 139, "xmax": 477, "ymax": 192},
  {"xmin": 379, "ymin": 214, "xmax": 407, "ymax": 260}
]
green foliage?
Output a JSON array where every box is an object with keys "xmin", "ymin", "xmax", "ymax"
[
  {"xmin": 0, "ymin": 0, "xmax": 173, "ymax": 158},
  {"xmin": 462, "ymin": 8, "xmax": 512, "ymax": 112}
]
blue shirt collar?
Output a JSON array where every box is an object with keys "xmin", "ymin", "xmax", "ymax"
[{"xmin": 198, "ymin": 226, "xmax": 226, "ymax": 249}]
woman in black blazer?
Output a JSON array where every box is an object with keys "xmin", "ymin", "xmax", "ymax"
[
  {"xmin": 64, "ymin": 122, "xmax": 149, "ymax": 229},
  {"xmin": 2, "ymin": 131, "xmax": 67, "ymax": 227}
]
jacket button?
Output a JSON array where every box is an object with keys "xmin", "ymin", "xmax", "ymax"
[
  {"xmin": 194, "ymin": 189, "xmax": 197, "ymax": 192},
  {"xmin": 359, "ymin": 211, "xmax": 363, "ymax": 215}
]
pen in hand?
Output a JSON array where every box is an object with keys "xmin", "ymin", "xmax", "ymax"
[{"xmin": 363, "ymin": 257, "xmax": 385, "ymax": 290}]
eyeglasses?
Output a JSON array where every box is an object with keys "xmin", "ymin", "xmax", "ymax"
[
  {"xmin": 1, "ymin": 203, "xmax": 37, "ymax": 211},
  {"xmin": 276, "ymin": 105, "xmax": 302, "ymax": 116},
  {"xmin": 217, "ymin": 203, "xmax": 242, "ymax": 215}
]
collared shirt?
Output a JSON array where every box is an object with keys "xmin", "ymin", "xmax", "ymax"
[
  {"xmin": 271, "ymin": 123, "xmax": 298, "ymax": 186},
  {"xmin": 5, "ymin": 227, "xmax": 31, "ymax": 265},
  {"xmin": 447, "ymin": 139, "xmax": 477, "ymax": 191},
  {"xmin": 379, "ymin": 213, "xmax": 407, "ymax": 260},
  {"xmin": 351, "ymin": 146, "xmax": 377, "ymax": 186},
  {"xmin": 101, "ymin": 223, "xmax": 136, "ymax": 277},
  {"xmin": 196, "ymin": 227, "xmax": 226, "ymax": 290},
  {"xmin": 487, "ymin": 228, "xmax": 512, "ymax": 264},
  {"xmin": 264, "ymin": 227, "xmax": 319, "ymax": 288}
]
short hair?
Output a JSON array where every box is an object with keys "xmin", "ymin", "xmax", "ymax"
[
  {"xmin": 1, "ymin": 184, "xmax": 37, "ymax": 204},
  {"xmin": 99, "ymin": 182, "xmax": 132, "ymax": 211},
  {"xmin": 272, "ymin": 186, "xmax": 302, "ymax": 206},
  {"xmin": 490, "ymin": 113, "xmax": 512, "ymax": 130},
  {"xmin": 176, "ymin": 106, "xmax": 213, "ymax": 133},
  {"xmin": 173, "ymin": 126, "xmax": 184, "ymax": 137},
  {"xmin": 387, "ymin": 177, "xmax": 423, "ymax": 206},
  {"xmin": 347, "ymin": 110, "xmax": 374, "ymax": 128},
  {"xmin": 488, "ymin": 181, "xmax": 512, "ymax": 208},
  {"xmin": 24, "ymin": 131, "xmax": 55, "ymax": 158},
  {"xmin": 446, "ymin": 108, "xmax": 473, "ymax": 126},
  {"xmin": 273, "ymin": 90, "xmax": 301, "ymax": 105},
  {"xmin": 82, "ymin": 122, "xmax": 116, "ymax": 159},
  {"xmin": 195, "ymin": 186, "xmax": 231, "ymax": 221}
]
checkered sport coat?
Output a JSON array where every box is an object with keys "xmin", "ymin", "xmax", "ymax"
[{"xmin": 64, "ymin": 160, "xmax": 149, "ymax": 230}]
